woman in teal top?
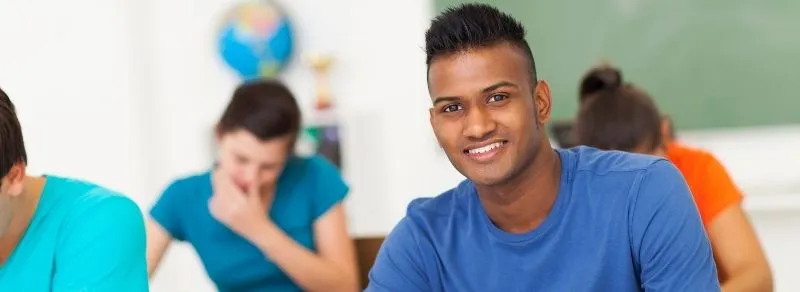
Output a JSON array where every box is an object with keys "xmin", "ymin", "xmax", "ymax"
[{"xmin": 146, "ymin": 80, "xmax": 359, "ymax": 292}]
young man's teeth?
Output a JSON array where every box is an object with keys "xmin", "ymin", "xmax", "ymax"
[{"xmin": 469, "ymin": 142, "xmax": 503, "ymax": 154}]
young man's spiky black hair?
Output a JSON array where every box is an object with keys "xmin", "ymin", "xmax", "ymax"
[{"xmin": 425, "ymin": 3, "xmax": 537, "ymax": 83}]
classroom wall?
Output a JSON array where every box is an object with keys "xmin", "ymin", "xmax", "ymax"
[
  {"xmin": 0, "ymin": 0, "xmax": 154, "ymax": 205},
  {"xmin": 0, "ymin": 0, "xmax": 797, "ymax": 291},
  {"xmin": 435, "ymin": 0, "xmax": 800, "ymax": 130}
]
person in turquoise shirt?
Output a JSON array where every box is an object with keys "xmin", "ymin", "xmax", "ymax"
[
  {"xmin": 146, "ymin": 80, "xmax": 359, "ymax": 292},
  {"xmin": 0, "ymin": 88, "xmax": 149, "ymax": 291}
]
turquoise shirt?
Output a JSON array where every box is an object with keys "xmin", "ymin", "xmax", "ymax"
[
  {"xmin": 0, "ymin": 175, "xmax": 149, "ymax": 291},
  {"xmin": 150, "ymin": 155, "xmax": 349, "ymax": 292}
]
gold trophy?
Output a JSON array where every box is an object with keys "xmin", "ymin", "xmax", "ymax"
[
  {"xmin": 307, "ymin": 53, "xmax": 334, "ymax": 110},
  {"xmin": 302, "ymin": 52, "xmax": 342, "ymax": 168}
]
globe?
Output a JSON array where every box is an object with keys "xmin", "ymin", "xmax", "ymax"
[{"xmin": 218, "ymin": 1, "xmax": 294, "ymax": 79}]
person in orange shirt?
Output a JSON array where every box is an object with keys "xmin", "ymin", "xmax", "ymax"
[
  {"xmin": 665, "ymin": 142, "xmax": 740, "ymax": 226},
  {"xmin": 574, "ymin": 65, "xmax": 773, "ymax": 292}
]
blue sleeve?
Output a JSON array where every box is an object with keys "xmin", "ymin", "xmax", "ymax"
[
  {"xmin": 630, "ymin": 160, "xmax": 720, "ymax": 291},
  {"xmin": 149, "ymin": 179, "xmax": 188, "ymax": 241},
  {"xmin": 309, "ymin": 155, "xmax": 349, "ymax": 220},
  {"xmin": 53, "ymin": 192, "xmax": 149, "ymax": 292},
  {"xmin": 366, "ymin": 216, "xmax": 429, "ymax": 292}
]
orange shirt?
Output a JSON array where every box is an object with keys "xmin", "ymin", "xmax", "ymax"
[{"xmin": 666, "ymin": 142, "xmax": 743, "ymax": 227}]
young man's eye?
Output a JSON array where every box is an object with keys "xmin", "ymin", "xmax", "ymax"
[
  {"xmin": 488, "ymin": 94, "xmax": 508, "ymax": 103},
  {"xmin": 442, "ymin": 104, "xmax": 464, "ymax": 113}
]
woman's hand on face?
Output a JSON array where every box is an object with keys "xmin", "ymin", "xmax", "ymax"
[{"xmin": 209, "ymin": 170, "xmax": 275, "ymax": 239}]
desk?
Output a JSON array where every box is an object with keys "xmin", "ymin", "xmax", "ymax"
[{"xmin": 355, "ymin": 236, "xmax": 386, "ymax": 289}]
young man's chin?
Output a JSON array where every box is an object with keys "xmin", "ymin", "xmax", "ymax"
[{"xmin": 462, "ymin": 169, "xmax": 513, "ymax": 187}]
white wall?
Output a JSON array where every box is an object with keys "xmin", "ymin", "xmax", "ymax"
[
  {"xmin": 0, "ymin": 0, "xmax": 151, "ymax": 203},
  {"xmin": 1, "ymin": 0, "xmax": 797, "ymax": 291}
]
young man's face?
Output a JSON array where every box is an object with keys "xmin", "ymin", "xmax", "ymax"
[{"xmin": 427, "ymin": 42, "xmax": 553, "ymax": 186}]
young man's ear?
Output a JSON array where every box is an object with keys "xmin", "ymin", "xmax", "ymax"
[
  {"xmin": 533, "ymin": 80, "xmax": 553, "ymax": 125},
  {"xmin": 0, "ymin": 162, "xmax": 26, "ymax": 197}
]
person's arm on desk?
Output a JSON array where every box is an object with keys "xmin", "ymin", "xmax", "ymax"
[
  {"xmin": 701, "ymin": 157, "xmax": 772, "ymax": 292},
  {"xmin": 146, "ymin": 180, "xmax": 188, "ymax": 278},
  {"xmin": 710, "ymin": 205, "xmax": 773, "ymax": 292},
  {"xmin": 145, "ymin": 219, "xmax": 173, "ymax": 277}
]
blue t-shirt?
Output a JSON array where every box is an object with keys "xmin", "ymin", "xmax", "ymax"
[
  {"xmin": 367, "ymin": 147, "xmax": 720, "ymax": 292},
  {"xmin": 0, "ymin": 175, "xmax": 149, "ymax": 291},
  {"xmin": 150, "ymin": 155, "xmax": 349, "ymax": 292}
]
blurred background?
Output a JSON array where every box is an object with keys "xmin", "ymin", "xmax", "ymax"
[{"xmin": 1, "ymin": 0, "xmax": 798, "ymax": 291}]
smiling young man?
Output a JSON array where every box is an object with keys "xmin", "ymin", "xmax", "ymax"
[{"xmin": 366, "ymin": 4, "xmax": 720, "ymax": 292}]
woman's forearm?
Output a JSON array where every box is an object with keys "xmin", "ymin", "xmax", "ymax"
[{"xmin": 248, "ymin": 221, "xmax": 359, "ymax": 292}]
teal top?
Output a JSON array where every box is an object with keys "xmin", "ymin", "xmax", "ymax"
[
  {"xmin": 0, "ymin": 175, "xmax": 149, "ymax": 291},
  {"xmin": 150, "ymin": 155, "xmax": 349, "ymax": 292}
]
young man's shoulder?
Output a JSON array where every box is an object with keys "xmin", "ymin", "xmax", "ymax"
[
  {"xmin": 379, "ymin": 180, "xmax": 475, "ymax": 255},
  {"xmin": 565, "ymin": 146, "xmax": 667, "ymax": 176},
  {"xmin": 39, "ymin": 176, "xmax": 149, "ymax": 291},
  {"xmin": 44, "ymin": 175, "xmax": 144, "ymax": 227},
  {"xmin": 557, "ymin": 147, "xmax": 685, "ymax": 211},
  {"xmin": 402, "ymin": 148, "xmax": 671, "ymax": 222},
  {"xmin": 404, "ymin": 179, "xmax": 474, "ymax": 221}
]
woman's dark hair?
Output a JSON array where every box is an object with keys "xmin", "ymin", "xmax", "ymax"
[
  {"xmin": 574, "ymin": 66, "xmax": 663, "ymax": 152},
  {"xmin": 217, "ymin": 79, "xmax": 301, "ymax": 147},
  {"xmin": 578, "ymin": 65, "xmax": 623, "ymax": 102}
]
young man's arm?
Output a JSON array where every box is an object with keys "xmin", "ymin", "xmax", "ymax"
[
  {"xmin": 631, "ymin": 160, "xmax": 720, "ymax": 291},
  {"xmin": 365, "ymin": 216, "xmax": 430, "ymax": 292},
  {"xmin": 52, "ymin": 192, "xmax": 149, "ymax": 292}
]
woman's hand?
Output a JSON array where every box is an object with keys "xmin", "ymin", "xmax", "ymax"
[{"xmin": 209, "ymin": 170, "xmax": 275, "ymax": 240}]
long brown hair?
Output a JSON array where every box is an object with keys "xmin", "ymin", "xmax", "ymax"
[{"xmin": 574, "ymin": 66, "xmax": 663, "ymax": 152}]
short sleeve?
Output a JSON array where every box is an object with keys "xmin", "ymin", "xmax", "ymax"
[
  {"xmin": 149, "ymin": 179, "xmax": 189, "ymax": 241},
  {"xmin": 366, "ymin": 216, "xmax": 430, "ymax": 292},
  {"xmin": 630, "ymin": 160, "xmax": 720, "ymax": 291},
  {"xmin": 309, "ymin": 155, "xmax": 349, "ymax": 220},
  {"xmin": 53, "ymin": 192, "xmax": 149, "ymax": 292},
  {"xmin": 696, "ymin": 155, "xmax": 743, "ymax": 225}
]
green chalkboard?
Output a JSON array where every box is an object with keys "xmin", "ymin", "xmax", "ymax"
[{"xmin": 434, "ymin": 0, "xmax": 800, "ymax": 130}]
